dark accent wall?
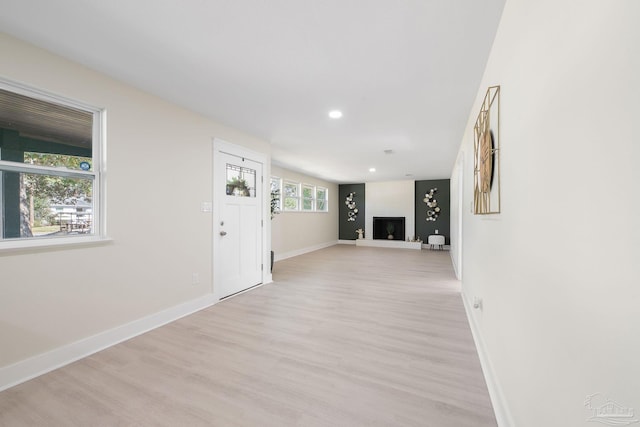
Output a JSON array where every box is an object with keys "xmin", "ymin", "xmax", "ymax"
[
  {"xmin": 338, "ymin": 183, "xmax": 365, "ymax": 240},
  {"xmin": 415, "ymin": 179, "xmax": 450, "ymax": 244}
]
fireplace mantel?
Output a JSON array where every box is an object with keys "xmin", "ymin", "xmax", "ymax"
[{"xmin": 365, "ymin": 180, "xmax": 415, "ymax": 243}]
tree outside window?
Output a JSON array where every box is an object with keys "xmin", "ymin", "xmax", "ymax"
[
  {"xmin": 0, "ymin": 83, "xmax": 102, "ymax": 243},
  {"xmin": 302, "ymin": 184, "xmax": 314, "ymax": 211},
  {"xmin": 283, "ymin": 181, "xmax": 299, "ymax": 211}
]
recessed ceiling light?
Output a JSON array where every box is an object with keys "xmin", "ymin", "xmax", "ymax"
[
  {"xmin": 369, "ymin": 168, "xmax": 376, "ymax": 172},
  {"xmin": 328, "ymin": 110, "xmax": 343, "ymax": 119}
]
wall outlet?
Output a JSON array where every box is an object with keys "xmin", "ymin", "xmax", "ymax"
[
  {"xmin": 473, "ymin": 296, "xmax": 483, "ymax": 310},
  {"xmin": 192, "ymin": 273, "xmax": 200, "ymax": 285},
  {"xmin": 201, "ymin": 202, "xmax": 212, "ymax": 212}
]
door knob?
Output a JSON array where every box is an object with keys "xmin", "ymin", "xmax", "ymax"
[{"xmin": 219, "ymin": 230, "xmax": 227, "ymax": 236}]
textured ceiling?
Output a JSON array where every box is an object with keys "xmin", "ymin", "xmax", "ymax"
[
  {"xmin": 0, "ymin": 0, "xmax": 505, "ymax": 183},
  {"xmin": 0, "ymin": 89, "xmax": 92, "ymax": 146}
]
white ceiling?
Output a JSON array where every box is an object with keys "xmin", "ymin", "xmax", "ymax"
[{"xmin": 0, "ymin": 0, "xmax": 505, "ymax": 183}]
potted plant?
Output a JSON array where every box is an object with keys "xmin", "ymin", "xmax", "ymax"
[
  {"xmin": 227, "ymin": 176, "xmax": 249, "ymax": 196},
  {"xmin": 386, "ymin": 222, "xmax": 395, "ymax": 240},
  {"xmin": 270, "ymin": 189, "xmax": 280, "ymax": 219}
]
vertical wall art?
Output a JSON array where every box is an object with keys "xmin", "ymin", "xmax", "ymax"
[
  {"xmin": 345, "ymin": 192, "xmax": 358, "ymax": 221},
  {"xmin": 424, "ymin": 188, "xmax": 440, "ymax": 221},
  {"xmin": 474, "ymin": 85, "xmax": 501, "ymax": 214}
]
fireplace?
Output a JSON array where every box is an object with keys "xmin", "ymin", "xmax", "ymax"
[{"xmin": 373, "ymin": 217, "xmax": 405, "ymax": 240}]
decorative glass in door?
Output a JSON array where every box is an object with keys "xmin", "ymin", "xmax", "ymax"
[{"xmin": 226, "ymin": 163, "xmax": 256, "ymax": 197}]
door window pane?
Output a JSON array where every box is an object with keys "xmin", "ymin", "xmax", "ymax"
[{"xmin": 226, "ymin": 163, "xmax": 256, "ymax": 197}]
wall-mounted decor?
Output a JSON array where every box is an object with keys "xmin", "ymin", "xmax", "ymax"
[
  {"xmin": 339, "ymin": 184, "xmax": 365, "ymax": 240},
  {"xmin": 345, "ymin": 192, "xmax": 358, "ymax": 222},
  {"xmin": 424, "ymin": 188, "xmax": 440, "ymax": 221},
  {"xmin": 415, "ymin": 179, "xmax": 450, "ymax": 245},
  {"xmin": 474, "ymin": 85, "xmax": 501, "ymax": 214}
]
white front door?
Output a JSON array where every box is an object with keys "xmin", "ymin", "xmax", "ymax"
[{"xmin": 214, "ymin": 148, "xmax": 263, "ymax": 299}]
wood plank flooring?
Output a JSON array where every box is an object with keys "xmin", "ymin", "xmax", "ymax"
[{"xmin": 0, "ymin": 245, "xmax": 496, "ymax": 426}]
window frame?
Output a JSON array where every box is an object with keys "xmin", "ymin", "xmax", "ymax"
[
  {"xmin": 301, "ymin": 183, "xmax": 315, "ymax": 211},
  {"xmin": 283, "ymin": 180, "xmax": 300, "ymax": 211},
  {"xmin": 274, "ymin": 178, "xmax": 329, "ymax": 213},
  {"xmin": 0, "ymin": 78, "xmax": 107, "ymax": 251},
  {"xmin": 316, "ymin": 186, "xmax": 328, "ymax": 212}
]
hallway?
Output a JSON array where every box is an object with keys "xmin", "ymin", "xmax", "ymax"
[{"xmin": 0, "ymin": 245, "xmax": 495, "ymax": 426}]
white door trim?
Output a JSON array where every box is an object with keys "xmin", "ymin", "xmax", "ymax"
[
  {"xmin": 451, "ymin": 152, "xmax": 464, "ymax": 280},
  {"xmin": 212, "ymin": 138, "xmax": 271, "ymax": 301}
]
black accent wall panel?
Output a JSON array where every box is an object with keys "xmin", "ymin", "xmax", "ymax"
[
  {"xmin": 338, "ymin": 183, "xmax": 365, "ymax": 240},
  {"xmin": 415, "ymin": 179, "xmax": 450, "ymax": 245}
]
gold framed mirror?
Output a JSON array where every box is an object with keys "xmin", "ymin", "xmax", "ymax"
[{"xmin": 474, "ymin": 85, "xmax": 500, "ymax": 214}]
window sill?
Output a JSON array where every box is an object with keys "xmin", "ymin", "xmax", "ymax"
[{"xmin": 0, "ymin": 235, "xmax": 113, "ymax": 255}]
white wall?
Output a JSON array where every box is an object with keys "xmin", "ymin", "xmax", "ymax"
[
  {"xmin": 365, "ymin": 180, "xmax": 415, "ymax": 241},
  {"xmin": 0, "ymin": 34, "xmax": 271, "ymax": 372},
  {"xmin": 452, "ymin": 1, "xmax": 639, "ymax": 426},
  {"xmin": 270, "ymin": 165, "xmax": 338, "ymax": 260},
  {"xmin": 449, "ymin": 156, "xmax": 464, "ymax": 279}
]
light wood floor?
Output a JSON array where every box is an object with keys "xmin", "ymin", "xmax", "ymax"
[{"xmin": 0, "ymin": 245, "xmax": 496, "ymax": 426}]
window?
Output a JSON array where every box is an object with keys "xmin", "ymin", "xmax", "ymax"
[
  {"xmin": 270, "ymin": 176, "xmax": 281, "ymax": 211},
  {"xmin": 283, "ymin": 181, "xmax": 299, "ymax": 211},
  {"xmin": 316, "ymin": 186, "xmax": 328, "ymax": 211},
  {"xmin": 270, "ymin": 176, "xmax": 281, "ymax": 218},
  {"xmin": 302, "ymin": 184, "xmax": 314, "ymax": 211},
  {"xmin": 277, "ymin": 177, "xmax": 328, "ymax": 213},
  {"xmin": 226, "ymin": 163, "xmax": 256, "ymax": 197},
  {"xmin": 0, "ymin": 80, "xmax": 104, "ymax": 246}
]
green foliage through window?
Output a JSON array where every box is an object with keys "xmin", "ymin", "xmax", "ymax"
[{"xmin": 0, "ymin": 82, "xmax": 100, "ymax": 242}]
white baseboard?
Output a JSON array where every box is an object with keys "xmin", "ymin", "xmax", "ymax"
[
  {"xmin": 450, "ymin": 250, "xmax": 461, "ymax": 280},
  {"xmin": 273, "ymin": 240, "xmax": 338, "ymax": 262},
  {"xmin": 461, "ymin": 292, "xmax": 514, "ymax": 427},
  {"xmin": 0, "ymin": 294, "xmax": 218, "ymax": 392},
  {"xmin": 338, "ymin": 239, "xmax": 356, "ymax": 245}
]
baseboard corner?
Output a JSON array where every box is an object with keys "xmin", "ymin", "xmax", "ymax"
[{"xmin": 274, "ymin": 240, "xmax": 338, "ymax": 262}]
